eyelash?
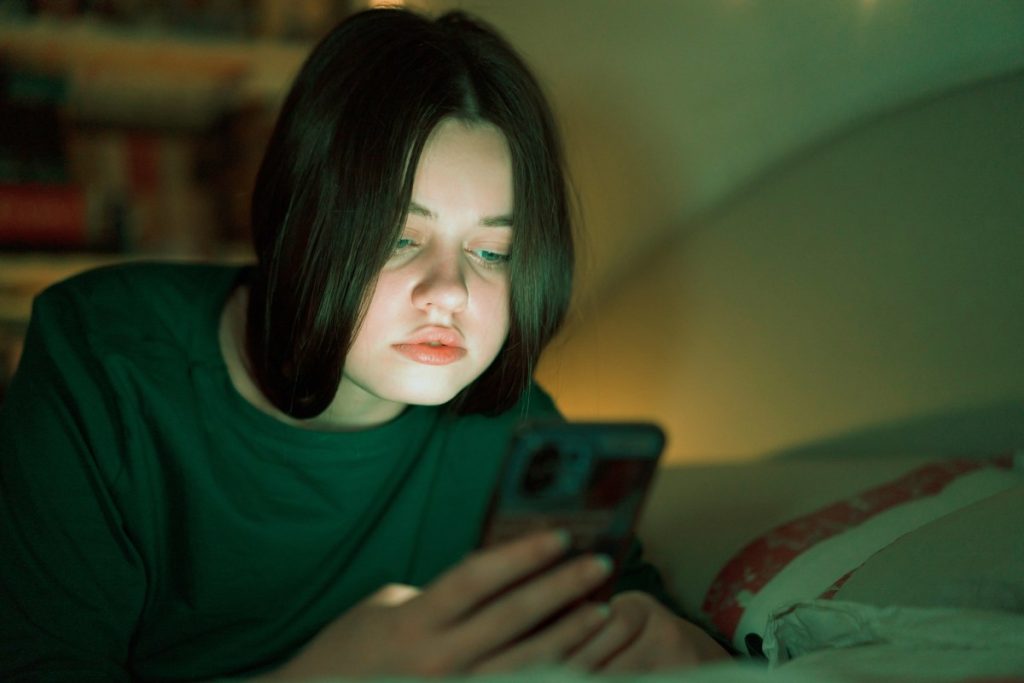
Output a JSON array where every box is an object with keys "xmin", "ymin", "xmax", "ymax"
[
  {"xmin": 392, "ymin": 238, "xmax": 511, "ymax": 269},
  {"xmin": 473, "ymin": 248, "xmax": 511, "ymax": 267},
  {"xmin": 394, "ymin": 237, "xmax": 418, "ymax": 253}
]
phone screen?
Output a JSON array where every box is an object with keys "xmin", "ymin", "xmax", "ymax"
[{"xmin": 478, "ymin": 421, "xmax": 665, "ymax": 603}]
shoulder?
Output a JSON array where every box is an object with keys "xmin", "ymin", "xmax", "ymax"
[
  {"xmin": 449, "ymin": 381, "xmax": 563, "ymax": 438},
  {"xmin": 516, "ymin": 381, "xmax": 562, "ymax": 420},
  {"xmin": 34, "ymin": 260, "xmax": 244, "ymax": 352},
  {"xmin": 38, "ymin": 260, "xmax": 241, "ymax": 320}
]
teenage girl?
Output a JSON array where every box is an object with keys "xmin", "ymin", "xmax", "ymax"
[{"xmin": 0, "ymin": 8, "xmax": 728, "ymax": 680}]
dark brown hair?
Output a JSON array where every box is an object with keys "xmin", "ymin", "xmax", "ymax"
[{"xmin": 247, "ymin": 8, "xmax": 574, "ymax": 418}]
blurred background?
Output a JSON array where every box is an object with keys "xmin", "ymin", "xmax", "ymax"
[{"xmin": 2, "ymin": 0, "xmax": 1023, "ymax": 464}]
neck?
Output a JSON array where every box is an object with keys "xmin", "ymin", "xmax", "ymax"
[{"xmin": 218, "ymin": 285, "xmax": 406, "ymax": 431}]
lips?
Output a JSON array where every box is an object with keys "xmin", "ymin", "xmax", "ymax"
[
  {"xmin": 400, "ymin": 327, "xmax": 464, "ymax": 347},
  {"xmin": 393, "ymin": 327, "xmax": 467, "ymax": 366}
]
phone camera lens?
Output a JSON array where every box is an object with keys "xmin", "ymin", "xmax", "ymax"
[{"xmin": 522, "ymin": 445, "xmax": 560, "ymax": 496}]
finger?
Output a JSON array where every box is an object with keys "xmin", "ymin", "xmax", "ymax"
[
  {"xmin": 600, "ymin": 618, "xmax": 705, "ymax": 673},
  {"xmin": 447, "ymin": 553, "xmax": 614, "ymax": 664},
  {"xmin": 599, "ymin": 637, "xmax": 655, "ymax": 674},
  {"xmin": 564, "ymin": 596, "xmax": 648, "ymax": 672},
  {"xmin": 605, "ymin": 613, "xmax": 724, "ymax": 672},
  {"xmin": 418, "ymin": 529, "xmax": 570, "ymax": 625},
  {"xmin": 468, "ymin": 602, "xmax": 611, "ymax": 675}
]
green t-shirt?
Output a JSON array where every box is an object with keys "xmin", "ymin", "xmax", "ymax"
[{"xmin": 0, "ymin": 262, "xmax": 676, "ymax": 682}]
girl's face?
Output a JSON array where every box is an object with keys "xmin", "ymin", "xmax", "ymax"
[{"xmin": 329, "ymin": 118, "xmax": 514, "ymax": 427}]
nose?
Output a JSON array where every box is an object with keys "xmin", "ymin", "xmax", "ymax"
[{"xmin": 411, "ymin": 246, "xmax": 469, "ymax": 315}]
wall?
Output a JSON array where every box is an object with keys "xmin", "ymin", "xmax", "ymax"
[{"xmin": 539, "ymin": 71, "xmax": 1024, "ymax": 462}]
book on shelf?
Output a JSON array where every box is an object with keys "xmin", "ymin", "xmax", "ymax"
[
  {"xmin": 0, "ymin": 67, "xmax": 70, "ymax": 184},
  {"xmin": 0, "ymin": 182, "xmax": 128, "ymax": 251}
]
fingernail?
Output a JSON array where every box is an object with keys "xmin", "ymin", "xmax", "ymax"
[
  {"xmin": 583, "ymin": 603, "xmax": 611, "ymax": 628},
  {"xmin": 548, "ymin": 528, "xmax": 572, "ymax": 552},
  {"xmin": 589, "ymin": 554, "xmax": 614, "ymax": 579}
]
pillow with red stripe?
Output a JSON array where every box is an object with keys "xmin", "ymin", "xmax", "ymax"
[{"xmin": 701, "ymin": 454, "xmax": 1022, "ymax": 655}]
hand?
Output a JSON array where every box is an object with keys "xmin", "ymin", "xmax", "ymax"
[
  {"xmin": 564, "ymin": 591, "xmax": 731, "ymax": 673},
  {"xmin": 256, "ymin": 530, "xmax": 614, "ymax": 680}
]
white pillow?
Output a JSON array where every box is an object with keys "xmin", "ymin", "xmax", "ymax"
[
  {"xmin": 699, "ymin": 455, "xmax": 1022, "ymax": 653},
  {"xmin": 833, "ymin": 483, "xmax": 1024, "ymax": 610}
]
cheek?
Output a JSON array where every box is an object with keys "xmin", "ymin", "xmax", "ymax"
[
  {"xmin": 481, "ymin": 278, "xmax": 511, "ymax": 337},
  {"xmin": 351, "ymin": 278, "xmax": 402, "ymax": 348},
  {"xmin": 366, "ymin": 271, "xmax": 405, "ymax": 309}
]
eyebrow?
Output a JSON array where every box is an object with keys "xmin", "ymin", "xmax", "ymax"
[{"xmin": 408, "ymin": 201, "xmax": 513, "ymax": 227}]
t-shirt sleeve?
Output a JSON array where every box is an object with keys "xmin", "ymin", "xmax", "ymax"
[
  {"xmin": 613, "ymin": 535, "xmax": 684, "ymax": 614},
  {"xmin": 0, "ymin": 285, "xmax": 144, "ymax": 681}
]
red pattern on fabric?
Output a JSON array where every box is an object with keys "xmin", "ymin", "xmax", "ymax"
[{"xmin": 702, "ymin": 455, "xmax": 1012, "ymax": 641}]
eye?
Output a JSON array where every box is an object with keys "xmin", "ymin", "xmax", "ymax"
[
  {"xmin": 472, "ymin": 248, "xmax": 511, "ymax": 266},
  {"xmin": 394, "ymin": 236, "xmax": 418, "ymax": 253}
]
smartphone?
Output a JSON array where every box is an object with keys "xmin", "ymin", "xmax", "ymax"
[{"xmin": 478, "ymin": 420, "xmax": 666, "ymax": 606}]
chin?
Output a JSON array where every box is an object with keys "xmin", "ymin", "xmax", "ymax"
[{"xmin": 386, "ymin": 379, "xmax": 467, "ymax": 407}]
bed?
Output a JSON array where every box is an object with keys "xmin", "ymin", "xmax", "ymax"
[{"xmin": 299, "ymin": 451, "xmax": 1024, "ymax": 682}]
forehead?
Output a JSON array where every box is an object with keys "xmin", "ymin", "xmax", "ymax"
[{"xmin": 410, "ymin": 119, "xmax": 514, "ymax": 217}]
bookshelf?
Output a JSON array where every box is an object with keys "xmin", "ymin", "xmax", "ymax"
[
  {"xmin": 0, "ymin": 5, "xmax": 344, "ymax": 399},
  {"xmin": 0, "ymin": 19, "xmax": 310, "ymax": 119}
]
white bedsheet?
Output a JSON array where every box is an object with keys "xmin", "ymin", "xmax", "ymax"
[
  {"xmin": 290, "ymin": 600, "xmax": 1024, "ymax": 682},
  {"xmin": 763, "ymin": 599, "xmax": 1024, "ymax": 681}
]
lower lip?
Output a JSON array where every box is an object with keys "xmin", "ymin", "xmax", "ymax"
[{"xmin": 393, "ymin": 344, "xmax": 467, "ymax": 366}]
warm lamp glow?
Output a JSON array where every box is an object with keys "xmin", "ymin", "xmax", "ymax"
[{"xmin": 369, "ymin": 583, "xmax": 421, "ymax": 606}]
